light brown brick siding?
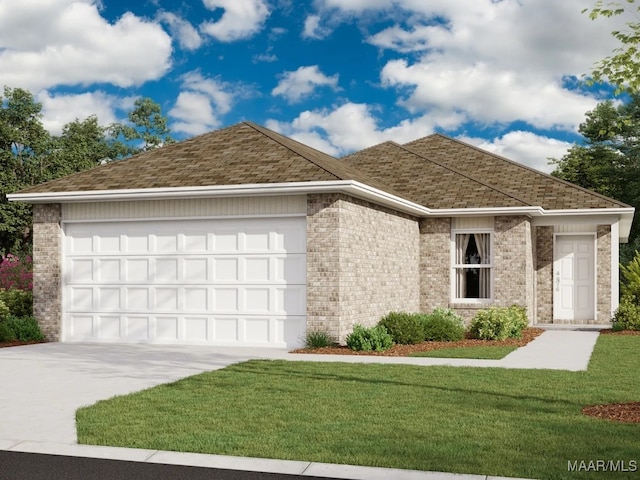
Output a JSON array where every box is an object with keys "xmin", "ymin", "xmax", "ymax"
[
  {"xmin": 307, "ymin": 194, "xmax": 420, "ymax": 343},
  {"xmin": 535, "ymin": 226, "xmax": 554, "ymax": 323},
  {"xmin": 597, "ymin": 225, "xmax": 612, "ymax": 323},
  {"xmin": 493, "ymin": 216, "xmax": 535, "ymax": 322},
  {"xmin": 32, "ymin": 204, "xmax": 62, "ymax": 341},
  {"xmin": 420, "ymin": 217, "xmax": 451, "ymax": 313}
]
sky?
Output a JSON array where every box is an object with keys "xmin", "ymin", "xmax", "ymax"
[{"xmin": 0, "ymin": 0, "xmax": 630, "ymax": 173}]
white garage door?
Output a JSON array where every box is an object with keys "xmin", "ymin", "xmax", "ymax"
[{"xmin": 63, "ymin": 217, "xmax": 306, "ymax": 348}]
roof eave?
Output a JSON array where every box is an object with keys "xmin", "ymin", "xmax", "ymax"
[{"xmin": 8, "ymin": 182, "xmax": 634, "ymax": 241}]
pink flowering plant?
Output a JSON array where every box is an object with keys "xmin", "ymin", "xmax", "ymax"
[{"xmin": 0, "ymin": 254, "xmax": 33, "ymax": 291}]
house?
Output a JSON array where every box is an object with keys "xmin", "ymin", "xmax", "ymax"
[{"xmin": 8, "ymin": 122, "xmax": 635, "ymax": 348}]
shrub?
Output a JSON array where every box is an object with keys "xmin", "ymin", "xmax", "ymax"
[
  {"xmin": 304, "ymin": 330, "xmax": 335, "ymax": 348},
  {"xmin": 0, "ymin": 289, "xmax": 33, "ymax": 317},
  {"xmin": 0, "ymin": 254, "xmax": 33, "ymax": 291},
  {"xmin": 346, "ymin": 324, "xmax": 393, "ymax": 352},
  {"xmin": 469, "ymin": 306, "xmax": 529, "ymax": 340},
  {"xmin": 378, "ymin": 311, "xmax": 424, "ymax": 345},
  {"xmin": 0, "ymin": 321, "xmax": 15, "ymax": 342},
  {"xmin": 419, "ymin": 308, "xmax": 465, "ymax": 342},
  {"xmin": 612, "ymin": 297, "xmax": 640, "ymax": 331},
  {"xmin": 0, "ymin": 299, "xmax": 10, "ymax": 322},
  {"xmin": 621, "ymin": 251, "xmax": 640, "ymax": 301},
  {"xmin": 4, "ymin": 316, "xmax": 44, "ymax": 342}
]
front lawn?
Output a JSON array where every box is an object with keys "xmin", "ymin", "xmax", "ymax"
[{"xmin": 77, "ymin": 335, "xmax": 640, "ymax": 480}]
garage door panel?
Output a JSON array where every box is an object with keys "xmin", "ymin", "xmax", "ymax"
[
  {"xmin": 213, "ymin": 288, "xmax": 238, "ymax": 311},
  {"xmin": 184, "ymin": 317, "xmax": 209, "ymax": 341},
  {"xmin": 98, "ymin": 259, "xmax": 121, "ymax": 282},
  {"xmin": 71, "ymin": 259, "xmax": 94, "ymax": 282},
  {"xmin": 126, "ymin": 259, "xmax": 150, "ymax": 281},
  {"xmin": 64, "ymin": 217, "xmax": 306, "ymax": 347},
  {"xmin": 276, "ymin": 286, "xmax": 306, "ymax": 315}
]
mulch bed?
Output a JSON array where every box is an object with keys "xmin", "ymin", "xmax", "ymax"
[
  {"xmin": 582, "ymin": 403, "xmax": 640, "ymax": 424},
  {"xmin": 292, "ymin": 327, "xmax": 545, "ymax": 356},
  {"xmin": 599, "ymin": 329, "xmax": 640, "ymax": 335}
]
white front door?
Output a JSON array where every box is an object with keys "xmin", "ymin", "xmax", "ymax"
[{"xmin": 553, "ymin": 235, "xmax": 595, "ymax": 321}]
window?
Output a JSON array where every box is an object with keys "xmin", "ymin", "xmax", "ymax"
[{"xmin": 453, "ymin": 232, "xmax": 492, "ymax": 300}]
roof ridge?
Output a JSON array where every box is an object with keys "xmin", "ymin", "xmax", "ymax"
[
  {"xmin": 414, "ymin": 133, "xmax": 632, "ymax": 209},
  {"xmin": 395, "ymin": 142, "xmax": 532, "ymax": 207},
  {"xmin": 243, "ymin": 121, "xmax": 344, "ymax": 181}
]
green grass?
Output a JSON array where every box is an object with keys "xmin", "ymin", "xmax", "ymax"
[
  {"xmin": 77, "ymin": 335, "xmax": 640, "ymax": 480},
  {"xmin": 409, "ymin": 345, "xmax": 517, "ymax": 359}
]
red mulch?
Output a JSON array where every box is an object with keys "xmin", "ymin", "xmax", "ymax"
[
  {"xmin": 582, "ymin": 403, "xmax": 640, "ymax": 424},
  {"xmin": 0, "ymin": 340, "xmax": 46, "ymax": 349},
  {"xmin": 292, "ymin": 327, "xmax": 545, "ymax": 356},
  {"xmin": 599, "ymin": 329, "xmax": 640, "ymax": 335}
]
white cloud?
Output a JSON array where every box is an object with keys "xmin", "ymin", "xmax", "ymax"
[
  {"xmin": 302, "ymin": 14, "xmax": 328, "ymax": 39},
  {"xmin": 272, "ymin": 65, "xmax": 340, "ymax": 103},
  {"xmin": 158, "ymin": 12, "xmax": 202, "ymax": 50},
  {"xmin": 200, "ymin": 0, "xmax": 270, "ymax": 41},
  {"xmin": 169, "ymin": 71, "xmax": 237, "ymax": 135},
  {"xmin": 267, "ymin": 102, "xmax": 465, "ymax": 155},
  {"xmin": 307, "ymin": 0, "xmax": 629, "ymax": 134},
  {"xmin": 36, "ymin": 90, "xmax": 128, "ymax": 135},
  {"xmin": 0, "ymin": 0, "xmax": 172, "ymax": 91},
  {"xmin": 459, "ymin": 131, "xmax": 573, "ymax": 174}
]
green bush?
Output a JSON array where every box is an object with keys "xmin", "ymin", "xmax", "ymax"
[
  {"xmin": 378, "ymin": 311, "xmax": 424, "ymax": 345},
  {"xmin": 621, "ymin": 251, "xmax": 640, "ymax": 300},
  {"xmin": 0, "ymin": 289, "xmax": 33, "ymax": 317},
  {"xmin": 419, "ymin": 308, "xmax": 465, "ymax": 342},
  {"xmin": 304, "ymin": 330, "xmax": 335, "ymax": 348},
  {"xmin": 0, "ymin": 321, "xmax": 15, "ymax": 342},
  {"xmin": 469, "ymin": 306, "xmax": 529, "ymax": 340},
  {"xmin": 346, "ymin": 324, "xmax": 393, "ymax": 352},
  {"xmin": 612, "ymin": 297, "xmax": 640, "ymax": 331},
  {"xmin": 0, "ymin": 299, "xmax": 9, "ymax": 322},
  {"xmin": 5, "ymin": 315, "xmax": 45, "ymax": 342}
]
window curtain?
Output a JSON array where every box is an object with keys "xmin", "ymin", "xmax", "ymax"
[
  {"xmin": 474, "ymin": 233, "xmax": 491, "ymax": 298},
  {"xmin": 455, "ymin": 234, "xmax": 471, "ymax": 297}
]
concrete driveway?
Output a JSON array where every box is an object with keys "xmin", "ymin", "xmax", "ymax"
[{"xmin": 0, "ymin": 343, "xmax": 290, "ymax": 444}]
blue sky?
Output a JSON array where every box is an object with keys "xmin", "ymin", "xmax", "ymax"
[{"xmin": 0, "ymin": 0, "xmax": 629, "ymax": 172}]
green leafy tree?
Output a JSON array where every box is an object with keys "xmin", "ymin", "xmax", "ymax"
[
  {"xmin": 585, "ymin": 0, "xmax": 640, "ymax": 93},
  {"xmin": 551, "ymin": 95, "xmax": 640, "ymax": 244},
  {"xmin": 109, "ymin": 97, "xmax": 174, "ymax": 154},
  {"xmin": 0, "ymin": 87, "xmax": 52, "ymax": 254}
]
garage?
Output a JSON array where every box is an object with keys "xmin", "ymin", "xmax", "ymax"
[{"xmin": 62, "ymin": 216, "xmax": 307, "ymax": 348}]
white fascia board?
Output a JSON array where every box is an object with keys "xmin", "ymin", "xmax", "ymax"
[
  {"xmin": 531, "ymin": 208, "xmax": 635, "ymax": 242},
  {"xmin": 8, "ymin": 181, "xmax": 635, "ymax": 240},
  {"xmin": 6, "ymin": 181, "xmax": 432, "ymax": 217}
]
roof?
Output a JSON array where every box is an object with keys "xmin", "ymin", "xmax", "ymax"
[
  {"xmin": 341, "ymin": 141, "xmax": 530, "ymax": 209},
  {"xmin": 399, "ymin": 134, "xmax": 629, "ymax": 210},
  {"xmin": 16, "ymin": 121, "xmax": 397, "ymax": 196},
  {"xmin": 14, "ymin": 122, "xmax": 630, "ymax": 213}
]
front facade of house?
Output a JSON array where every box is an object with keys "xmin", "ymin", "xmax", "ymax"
[{"xmin": 13, "ymin": 122, "xmax": 634, "ymax": 348}]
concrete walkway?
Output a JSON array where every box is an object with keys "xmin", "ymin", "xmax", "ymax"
[{"xmin": 0, "ymin": 330, "xmax": 601, "ymax": 480}]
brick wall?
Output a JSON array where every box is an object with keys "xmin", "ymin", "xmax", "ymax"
[
  {"xmin": 493, "ymin": 216, "xmax": 534, "ymax": 322},
  {"xmin": 307, "ymin": 194, "xmax": 420, "ymax": 343},
  {"xmin": 535, "ymin": 226, "xmax": 554, "ymax": 323},
  {"xmin": 419, "ymin": 217, "xmax": 451, "ymax": 312},
  {"xmin": 32, "ymin": 204, "xmax": 62, "ymax": 341},
  {"xmin": 597, "ymin": 225, "xmax": 612, "ymax": 323}
]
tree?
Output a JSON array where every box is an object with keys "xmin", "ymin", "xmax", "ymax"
[
  {"xmin": 551, "ymin": 94, "xmax": 640, "ymax": 245},
  {"xmin": 0, "ymin": 87, "xmax": 52, "ymax": 255},
  {"xmin": 585, "ymin": 0, "xmax": 640, "ymax": 93},
  {"xmin": 109, "ymin": 97, "xmax": 174, "ymax": 153}
]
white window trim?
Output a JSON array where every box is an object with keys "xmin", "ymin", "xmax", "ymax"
[{"xmin": 450, "ymin": 228, "xmax": 494, "ymax": 304}]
